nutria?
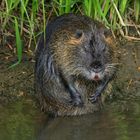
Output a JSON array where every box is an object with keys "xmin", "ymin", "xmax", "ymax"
[{"xmin": 35, "ymin": 13, "xmax": 118, "ymax": 116}]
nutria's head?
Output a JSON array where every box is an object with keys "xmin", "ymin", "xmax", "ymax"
[{"xmin": 52, "ymin": 25, "xmax": 117, "ymax": 81}]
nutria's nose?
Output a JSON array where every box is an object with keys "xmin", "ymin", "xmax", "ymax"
[{"xmin": 90, "ymin": 61, "xmax": 103, "ymax": 73}]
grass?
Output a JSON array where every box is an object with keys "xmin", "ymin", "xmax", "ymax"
[
  {"xmin": 9, "ymin": 17, "xmax": 23, "ymax": 68},
  {"xmin": 0, "ymin": 0, "xmax": 140, "ymax": 66}
]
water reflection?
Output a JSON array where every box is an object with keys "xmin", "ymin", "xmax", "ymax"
[
  {"xmin": 37, "ymin": 100, "xmax": 140, "ymax": 140},
  {"xmin": 0, "ymin": 99, "xmax": 140, "ymax": 140},
  {"xmin": 0, "ymin": 99, "xmax": 45, "ymax": 140}
]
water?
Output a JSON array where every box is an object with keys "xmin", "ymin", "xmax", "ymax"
[
  {"xmin": 37, "ymin": 100, "xmax": 140, "ymax": 140},
  {"xmin": 0, "ymin": 100, "xmax": 40, "ymax": 140},
  {"xmin": 0, "ymin": 99, "xmax": 140, "ymax": 140}
]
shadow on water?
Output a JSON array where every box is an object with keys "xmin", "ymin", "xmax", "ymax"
[{"xmin": 0, "ymin": 42, "xmax": 140, "ymax": 140}]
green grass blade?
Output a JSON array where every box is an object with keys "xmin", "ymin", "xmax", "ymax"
[
  {"xmin": 92, "ymin": 0, "xmax": 97, "ymax": 18},
  {"xmin": 111, "ymin": 0, "xmax": 126, "ymax": 26},
  {"xmin": 20, "ymin": 0, "xmax": 29, "ymax": 34},
  {"xmin": 120, "ymin": 0, "xmax": 127, "ymax": 15},
  {"xmin": 134, "ymin": 0, "xmax": 140, "ymax": 22},
  {"xmin": 103, "ymin": 0, "xmax": 110, "ymax": 17},
  {"xmin": 84, "ymin": 0, "xmax": 89, "ymax": 16},
  {"xmin": 65, "ymin": 0, "xmax": 71, "ymax": 13},
  {"xmin": 14, "ymin": 17, "xmax": 22, "ymax": 64},
  {"xmin": 59, "ymin": 0, "xmax": 64, "ymax": 15},
  {"xmin": 9, "ymin": 17, "xmax": 22, "ymax": 68},
  {"xmin": 94, "ymin": 0, "xmax": 109, "ymax": 24}
]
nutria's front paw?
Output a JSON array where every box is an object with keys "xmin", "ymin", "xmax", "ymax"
[
  {"xmin": 89, "ymin": 94, "xmax": 100, "ymax": 103},
  {"xmin": 70, "ymin": 97, "xmax": 84, "ymax": 107}
]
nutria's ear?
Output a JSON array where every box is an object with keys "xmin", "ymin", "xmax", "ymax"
[
  {"xmin": 103, "ymin": 29, "xmax": 114, "ymax": 46},
  {"xmin": 67, "ymin": 29, "xmax": 84, "ymax": 45}
]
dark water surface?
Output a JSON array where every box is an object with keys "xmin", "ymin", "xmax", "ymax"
[
  {"xmin": 0, "ymin": 99, "xmax": 140, "ymax": 140},
  {"xmin": 0, "ymin": 42, "xmax": 140, "ymax": 140},
  {"xmin": 37, "ymin": 100, "xmax": 140, "ymax": 140}
]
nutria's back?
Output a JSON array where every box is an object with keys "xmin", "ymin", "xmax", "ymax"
[{"xmin": 35, "ymin": 13, "xmax": 118, "ymax": 116}]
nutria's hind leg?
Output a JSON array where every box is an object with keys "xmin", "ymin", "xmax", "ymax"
[{"xmin": 89, "ymin": 78, "xmax": 111, "ymax": 103}]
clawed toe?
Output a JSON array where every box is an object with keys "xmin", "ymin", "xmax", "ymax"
[
  {"xmin": 70, "ymin": 98, "xmax": 84, "ymax": 107},
  {"xmin": 89, "ymin": 95, "xmax": 100, "ymax": 103}
]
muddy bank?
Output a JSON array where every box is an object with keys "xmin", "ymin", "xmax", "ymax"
[
  {"xmin": 114, "ymin": 41, "xmax": 140, "ymax": 98},
  {"xmin": 0, "ymin": 63, "xmax": 34, "ymax": 104}
]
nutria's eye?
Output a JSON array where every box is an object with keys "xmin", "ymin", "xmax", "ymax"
[{"xmin": 75, "ymin": 29, "xmax": 83, "ymax": 39}]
